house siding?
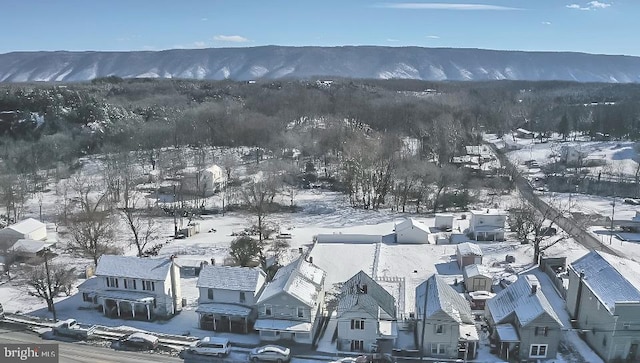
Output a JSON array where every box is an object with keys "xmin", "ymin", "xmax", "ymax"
[
  {"xmin": 417, "ymin": 311, "xmax": 461, "ymax": 359},
  {"xmin": 517, "ymin": 314, "xmax": 563, "ymax": 361},
  {"xmin": 337, "ymin": 309, "xmax": 379, "ymax": 352},
  {"xmin": 465, "ymin": 275, "xmax": 492, "ymax": 292}
]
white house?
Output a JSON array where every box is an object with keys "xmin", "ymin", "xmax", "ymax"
[
  {"xmin": 434, "ymin": 214, "xmax": 454, "ymax": 231},
  {"xmin": 254, "ymin": 257, "xmax": 326, "ymax": 344},
  {"xmin": 181, "ymin": 164, "xmax": 226, "ymax": 196},
  {"xmin": 456, "ymin": 242, "xmax": 483, "ymax": 269},
  {"xmin": 560, "ymin": 145, "xmax": 587, "ymax": 165},
  {"xmin": 468, "ymin": 209, "xmax": 507, "ymax": 241},
  {"xmin": 336, "ymin": 271, "xmax": 397, "ymax": 353},
  {"xmin": 196, "ymin": 265, "xmax": 266, "ymax": 333},
  {"xmin": 79, "ymin": 255, "xmax": 182, "ymax": 320},
  {"xmin": 395, "ymin": 218, "xmax": 431, "ymax": 244},
  {"xmin": 462, "ymin": 264, "xmax": 493, "ymax": 292},
  {"xmin": 0, "ymin": 218, "xmax": 47, "ymax": 251}
]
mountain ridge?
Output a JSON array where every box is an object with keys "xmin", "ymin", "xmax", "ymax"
[{"xmin": 1, "ymin": 45, "xmax": 639, "ymax": 83}]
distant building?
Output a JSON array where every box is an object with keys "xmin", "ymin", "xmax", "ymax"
[
  {"xmin": 434, "ymin": 214, "xmax": 454, "ymax": 231},
  {"xmin": 395, "ymin": 218, "xmax": 431, "ymax": 244},
  {"xmin": 566, "ymin": 251, "xmax": 640, "ymax": 363},
  {"xmin": 515, "ymin": 128, "xmax": 535, "ymax": 139},
  {"xmin": 0, "ymin": 218, "xmax": 47, "ymax": 252},
  {"xmin": 560, "ymin": 145, "xmax": 587, "ymax": 165},
  {"xmin": 613, "ymin": 211, "xmax": 640, "ymax": 233},
  {"xmin": 180, "ymin": 165, "xmax": 226, "ymax": 196},
  {"xmin": 468, "ymin": 209, "xmax": 507, "ymax": 241},
  {"xmin": 456, "ymin": 242, "xmax": 483, "ymax": 269},
  {"xmin": 7, "ymin": 239, "xmax": 56, "ymax": 262},
  {"xmin": 462, "ymin": 264, "xmax": 493, "ymax": 292}
]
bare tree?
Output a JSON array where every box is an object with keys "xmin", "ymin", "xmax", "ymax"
[
  {"xmin": 25, "ymin": 261, "xmax": 77, "ymax": 315},
  {"xmin": 241, "ymin": 164, "xmax": 283, "ymax": 244},
  {"xmin": 509, "ymin": 196, "xmax": 571, "ymax": 264},
  {"xmin": 121, "ymin": 198, "xmax": 159, "ymax": 257},
  {"xmin": 65, "ymin": 176, "xmax": 118, "ymax": 265}
]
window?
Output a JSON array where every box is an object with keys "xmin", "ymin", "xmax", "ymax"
[
  {"xmin": 435, "ymin": 324, "xmax": 444, "ymax": 334},
  {"xmin": 535, "ymin": 327, "xmax": 548, "ymax": 336},
  {"xmin": 431, "ymin": 344, "xmax": 447, "ymax": 355},
  {"xmin": 82, "ymin": 293, "xmax": 94, "ymax": 302},
  {"xmin": 529, "ymin": 344, "xmax": 548, "ymax": 358},
  {"xmin": 297, "ymin": 307, "xmax": 304, "ymax": 318},
  {"xmin": 142, "ymin": 280, "xmax": 155, "ymax": 291},
  {"xmin": 153, "ymin": 298, "xmax": 157, "ymax": 308},
  {"xmin": 208, "ymin": 288, "xmax": 214, "ymax": 300},
  {"xmin": 603, "ymin": 336, "xmax": 607, "ymax": 347},
  {"xmin": 264, "ymin": 305, "xmax": 272, "ymax": 316},
  {"xmin": 351, "ymin": 340, "xmax": 364, "ymax": 351},
  {"xmin": 123, "ymin": 279, "xmax": 136, "ymax": 290},
  {"xmin": 624, "ymin": 323, "xmax": 631, "ymax": 330},
  {"xmin": 107, "ymin": 277, "xmax": 118, "ymax": 288},
  {"xmin": 351, "ymin": 319, "xmax": 365, "ymax": 330},
  {"xmin": 239, "ymin": 291, "xmax": 246, "ymax": 303}
]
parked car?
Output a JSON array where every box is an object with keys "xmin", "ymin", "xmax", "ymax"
[
  {"xmin": 249, "ymin": 345, "xmax": 291, "ymax": 363},
  {"xmin": 119, "ymin": 332, "xmax": 159, "ymax": 350},
  {"xmin": 329, "ymin": 358, "xmax": 358, "ymax": 363},
  {"xmin": 187, "ymin": 337, "xmax": 231, "ymax": 356},
  {"xmin": 52, "ymin": 319, "xmax": 96, "ymax": 339},
  {"xmin": 355, "ymin": 353, "xmax": 396, "ymax": 363}
]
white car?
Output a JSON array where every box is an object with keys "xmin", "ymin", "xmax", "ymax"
[
  {"xmin": 249, "ymin": 345, "xmax": 291, "ymax": 362},
  {"xmin": 188, "ymin": 337, "xmax": 231, "ymax": 356}
]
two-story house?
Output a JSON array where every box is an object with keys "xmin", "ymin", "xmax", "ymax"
[
  {"xmin": 336, "ymin": 270, "xmax": 397, "ymax": 353},
  {"xmin": 567, "ymin": 251, "xmax": 640, "ymax": 363},
  {"xmin": 254, "ymin": 257, "xmax": 326, "ymax": 344},
  {"xmin": 78, "ymin": 255, "xmax": 182, "ymax": 320},
  {"xmin": 195, "ymin": 265, "xmax": 266, "ymax": 333},
  {"xmin": 468, "ymin": 209, "xmax": 507, "ymax": 241},
  {"xmin": 415, "ymin": 274, "xmax": 478, "ymax": 360},
  {"xmin": 485, "ymin": 274, "xmax": 563, "ymax": 361}
]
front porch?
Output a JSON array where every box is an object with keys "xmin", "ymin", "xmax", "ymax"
[
  {"xmin": 492, "ymin": 324, "xmax": 520, "ymax": 361},
  {"xmin": 99, "ymin": 290, "xmax": 156, "ymax": 321},
  {"xmin": 196, "ymin": 303, "xmax": 252, "ymax": 334}
]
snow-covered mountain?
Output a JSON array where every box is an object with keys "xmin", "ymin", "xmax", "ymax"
[{"xmin": 2, "ymin": 46, "xmax": 640, "ymax": 83}]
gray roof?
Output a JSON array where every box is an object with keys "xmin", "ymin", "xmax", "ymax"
[
  {"xmin": 6, "ymin": 218, "xmax": 46, "ymax": 235},
  {"xmin": 570, "ymin": 251, "xmax": 640, "ymax": 313},
  {"xmin": 463, "ymin": 264, "xmax": 492, "ymax": 279},
  {"xmin": 416, "ymin": 274, "xmax": 474, "ymax": 324},
  {"xmin": 257, "ymin": 257, "xmax": 326, "ymax": 307},
  {"xmin": 487, "ymin": 274, "xmax": 562, "ymax": 327},
  {"xmin": 95, "ymin": 255, "xmax": 173, "ymax": 281},
  {"xmin": 197, "ymin": 265, "xmax": 265, "ymax": 292},
  {"xmin": 338, "ymin": 270, "xmax": 397, "ymax": 319},
  {"xmin": 9, "ymin": 239, "xmax": 54, "ymax": 254}
]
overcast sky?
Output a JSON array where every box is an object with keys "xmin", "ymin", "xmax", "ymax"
[{"xmin": 1, "ymin": 0, "xmax": 637, "ymax": 56}]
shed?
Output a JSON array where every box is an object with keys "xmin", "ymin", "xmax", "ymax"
[
  {"xmin": 462, "ymin": 264, "xmax": 493, "ymax": 292},
  {"xmin": 8, "ymin": 239, "xmax": 56, "ymax": 259},
  {"xmin": 0, "ymin": 218, "xmax": 47, "ymax": 251},
  {"xmin": 395, "ymin": 218, "xmax": 431, "ymax": 244},
  {"xmin": 456, "ymin": 242, "xmax": 483, "ymax": 269}
]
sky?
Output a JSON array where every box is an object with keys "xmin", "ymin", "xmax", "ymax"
[{"xmin": 1, "ymin": 0, "xmax": 638, "ymax": 56}]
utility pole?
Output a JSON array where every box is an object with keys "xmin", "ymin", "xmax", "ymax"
[
  {"xmin": 610, "ymin": 197, "xmax": 616, "ymax": 245},
  {"xmin": 42, "ymin": 247, "xmax": 57, "ymax": 322},
  {"xmin": 173, "ymin": 184, "xmax": 178, "ymax": 238}
]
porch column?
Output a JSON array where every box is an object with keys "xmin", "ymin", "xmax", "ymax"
[
  {"xmin": 116, "ymin": 301, "xmax": 121, "ymax": 316},
  {"xmin": 198, "ymin": 313, "xmax": 202, "ymax": 329},
  {"xmin": 229, "ymin": 316, "xmax": 232, "ymax": 332},
  {"xmin": 146, "ymin": 304, "xmax": 150, "ymax": 320},
  {"xmin": 131, "ymin": 303, "xmax": 136, "ymax": 318},
  {"xmin": 245, "ymin": 317, "xmax": 248, "ymax": 333},
  {"xmin": 213, "ymin": 316, "xmax": 216, "ymax": 330}
]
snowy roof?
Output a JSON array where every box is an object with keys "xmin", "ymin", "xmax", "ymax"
[
  {"xmin": 486, "ymin": 274, "xmax": 562, "ymax": 327},
  {"xmin": 470, "ymin": 209, "xmax": 508, "ymax": 217},
  {"xmin": 97, "ymin": 289, "xmax": 155, "ymax": 303},
  {"xmin": 254, "ymin": 319, "xmax": 312, "ymax": 332},
  {"xmin": 338, "ymin": 271, "xmax": 397, "ymax": 319},
  {"xmin": 463, "ymin": 264, "xmax": 492, "ymax": 279},
  {"xmin": 77, "ymin": 277, "xmax": 100, "ymax": 292},
  {"xmin": 5, "ymin": 218, "xmax": 45, "ymax": 235},
  {"xmin": 395, "ymin": 218, "xmax": 430, "ymax": 234},
  {"xmin": 9, "ymin": 239, "xmax": 54, "ymax": 254},
  {"xmin": 257, "ymin": 257, "xmax": 326, "ymax": 307},
  {"xmin": 95, "ymin": 255, "xmax": 173, "ymax": 281},
  {"xmin": 416, "ymin": 274, "xmax": 474, "ymax": 324},
  {"xmin": 196, "ymin": 303, "xmax": 252, "ymax": 317},
  {"xmin": 570, "ymin": 251, "xmax": 640, "ymax": 313},
  {"xmin": 457, "ymin": 242, "xmax": 483, "ymax": 257},
  {"xmin": 495, "ymin": 324, "xmax": 519, "ymax": 342},
  {"xmin": 197, "ymin": 265, "xmax": 265, "ymax": 292}
]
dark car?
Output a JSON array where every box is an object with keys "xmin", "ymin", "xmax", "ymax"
[
  {"xmin": 355, "ymin": 353, "xmax": 396, "ymax": 363},
  {"xmin": 119, "ymin": 332, "xmax": 159, "ymax": 350}
]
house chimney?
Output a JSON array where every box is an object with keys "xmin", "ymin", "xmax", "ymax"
[
  {"xmin": 308, "ymin": 256, "xmax": 313, "ymax": 264},
  {"xmin": 299, "ymin": 247, "xmax": 303, "ymax": 254},
  {"xmin": 169, "ymin": 255, "xmax": 181, "ymax": 314},
  {"xmin": 531, "ymin": 284, "xmax": 537, "ymax": 294}
]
